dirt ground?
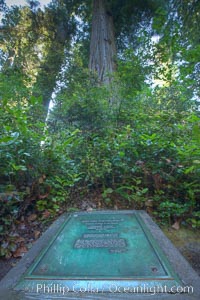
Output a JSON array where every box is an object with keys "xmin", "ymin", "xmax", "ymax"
[{"xmin": 163, "ymin": 226, "xmax": 200, "ymax": 276}]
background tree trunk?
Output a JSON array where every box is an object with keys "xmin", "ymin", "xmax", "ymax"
[{"xmin": 89, "ymin": 0, "xmax": 116, "ymax": 84}]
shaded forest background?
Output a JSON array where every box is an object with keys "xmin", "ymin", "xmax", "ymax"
[{"xmin": 0, "ymin": 0, "xmax": 200, "ymax": 258}]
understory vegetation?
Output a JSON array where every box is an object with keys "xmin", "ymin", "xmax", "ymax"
[{"xmin": 0, "ymin": 0, "xmax": 200, "ymax": 258}]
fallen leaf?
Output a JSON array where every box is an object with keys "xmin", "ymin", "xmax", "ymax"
[
  {"xmin": 39, "ymin": 186, "xmax": 51, "ymax": 199},
  {"xmin": 13, "ymin": 246, "xmax": 28, "ymax": 258},
  {"xmin": 166, "ymin": 159, "xmax": 171, "ymax": 163},
  {"xmin": 38, "ymin": 176, "xmax": 44, "ymax": 184},
  {"xmin": 145, "ymin": 199, "xmax": 154, "ymax": 207},
  {"xmin": 146, "ymin": 207, "xmax": 153, "ymax": 214},
  {"xmin": 172, "ymin": 221, "xmax": 180, "ymax": 230},
  {"xmin": 15, "ymin": 237, "xmax": 25, "ymax": 243},
  {"xmin": 34, "ymin": 230, "xmax": 40, "ymax": 239},
  {"xmin": 42, "ymin": 210, "xmax": 51, "ymax": 218},
  {"xmin": 27, "ymin": 214, "xmax": 37, "ymax": 222},
  {"xmin": 39, "ymin": 192, "xmax": 50, "ymax": 199}
]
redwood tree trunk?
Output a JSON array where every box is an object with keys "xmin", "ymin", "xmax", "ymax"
[{"xmin": 89, "ymin": 0, "xmax": 116, "ymax": 84}]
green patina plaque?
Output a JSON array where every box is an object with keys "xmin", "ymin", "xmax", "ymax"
[{"xmin": 16, "ymin": 211, "xmax": 182, "ymax": 293}]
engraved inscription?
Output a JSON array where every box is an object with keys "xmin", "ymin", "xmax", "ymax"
[
  {"xmin": 74, "ymin": 217, "xmax": 127, "ymax": 253},
  {"xmin": 81, "ymin": 219, "xmax": 124, "ymax": 224},
  {"xmin": 87, "ymin": 225, "xmax": 115, "ymax": 230},
  {"xmin": 80, "ymin": 219, "xmax": 123, "ymax": 231},
  {"xmin": 74, "ymin": 238, "xmax": 126, "ymax": 249},
  {"xmin": 83, "ymin": 233, "xmax": 119, "ymax": 238}
]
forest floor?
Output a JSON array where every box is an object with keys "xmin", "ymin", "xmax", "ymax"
[
  {"xmin": 162, "ymin": 227, "xmax": 200, "ymax": 276},
  {"xmin": 0, "ymin": 192, "xmax": 200, "ymax": 280}
]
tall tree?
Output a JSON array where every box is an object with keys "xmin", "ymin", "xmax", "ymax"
[
  {"xmin": 0, "ymin": 1, "xmax": 77, "ymax": 117},
  {"xmin": 0, "ymin": 0, "xmax": 167, "ymax": 115},
  {"xmin": 32, "ymin": 3, "xmax": 73, "ymax": 112},
  {"xmin": 89, "ymin": 0, "xmax": 116, "ymax": 83},
  {"xmin": 88, "ymin": 0, "xmax": 167, "ymax": 79}
]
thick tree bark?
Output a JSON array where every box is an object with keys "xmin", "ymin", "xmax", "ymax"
[{"xmin": 89, "ymin": 0, "xmax": 116, "ymax": 84}]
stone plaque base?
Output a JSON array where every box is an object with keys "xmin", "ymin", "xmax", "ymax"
[
  {"xmin": 16, "ymin": 211, "xmax": 181, "ymax": 291},
  {"xmin": 0, "ymin": 210, "xmax": 199, "ymax": 299}
]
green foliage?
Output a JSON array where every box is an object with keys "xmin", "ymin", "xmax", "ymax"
[
  {"xmin": 0, "ymin": 94, "xmax": 45, "ymax": 183},
  {"xmin": 0, "ymin": 70, "xmax": 51, "ymax": 256},
  {"xmin": 46, "ymin": 85, "xmax": 200, "ymax": 225},
  {"xmin": 187, "ymin": 212, "xmax": 200, "ymax": 229}
]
